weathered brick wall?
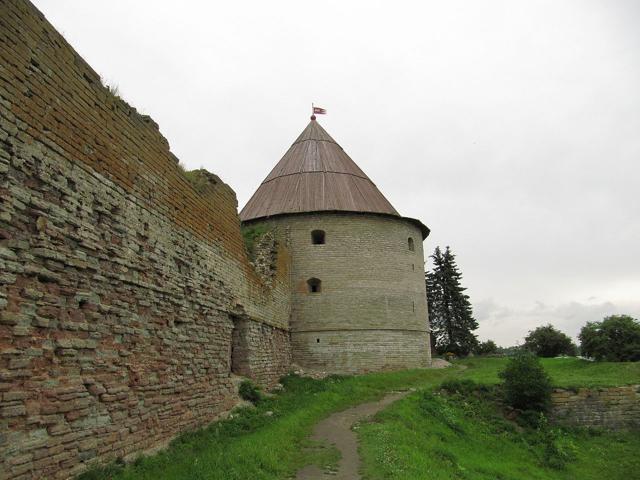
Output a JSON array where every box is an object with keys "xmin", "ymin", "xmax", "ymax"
[
  {"xmin": 551, "ymin": 385, "xmax": 640, "ymax": 430},
  {"xmin": 231, "ymin": 317, "xmax": 292, "ymax": 386},
  {"xmin": 0, "ymin": 1, "xmax": 291, "ymax": 478},
  {"xmin": 248, "ymin": 212, "xmax": 432, "ymax": 374}
]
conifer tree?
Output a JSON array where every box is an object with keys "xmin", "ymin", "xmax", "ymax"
[{"xmin": 425, "ymin": 246, "xmax": 478, "ymax": 355}]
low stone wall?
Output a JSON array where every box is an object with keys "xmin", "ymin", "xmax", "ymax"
[{"xmin": 550, "ymin": 385, "xmax": 640, "ymax": 430}]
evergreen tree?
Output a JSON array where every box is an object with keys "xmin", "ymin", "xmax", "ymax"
[{"xmin": 425, "ymin": 246, "xmax": 478, "ymax": 355}]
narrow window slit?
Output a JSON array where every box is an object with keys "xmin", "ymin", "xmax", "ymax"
[
  {"xmin": 311, "ymin": 230, "xmax": 325, "ymax": 245},
  {"xmin": 307, "ymin": 278, "xmax": 322, "ymax": 293}
]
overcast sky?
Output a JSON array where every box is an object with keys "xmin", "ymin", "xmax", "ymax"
[{"xmin": 33, "ymin": 0, "xmax": 640, "ymax": 346}]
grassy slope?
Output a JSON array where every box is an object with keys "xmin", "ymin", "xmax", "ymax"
[
  {"xmin": 80, "ymin": 357, "xmax": 639, "ymax": 480},
  {"xmin": 79, "ymin": 369, "xmax": 455, "ymax": 480},
  {"xmin": 456, "ymin": 357, "xmax": 640, "ymax": 387},
  {"xmin": 359, "ymin": 392, "xmax": 640, "ymax": 480},
  {"xmin": 359, "ymin": 358, "xmax": 640, "ymax": 480}
]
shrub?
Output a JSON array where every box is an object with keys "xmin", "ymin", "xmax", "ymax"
[
  {"xmin": 523, "ymin": 324, "xmax": 577, "ymax": 357},
  {"xmin": 517, "ymin": 409, "xmax": 545, "ymax": 428},
  {"xmin": 579, "ymin": 315, "xmax": 640, "ymax": 361},
  {"xmin": 497, "ymin": 345, "xmax": 525, "ymax": 356},
  {"xmin": 499, "ymin": 351, "xmax": 552, "ymax": 412},
  {"xmin": 238, "ymin": 380, "xmax": 262, "ymax": 404},
  {"xmin": 475, "ymin": 340, "xmax": 498, "ymax": 355},
  {"xmin": 535, "ymin": 414, "xmax": 576, "ymax": 470},
  {"xmin": 440, "ymin": 379, "xmax": 478, "ymax": 396}
]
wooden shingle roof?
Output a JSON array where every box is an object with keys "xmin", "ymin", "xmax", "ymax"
[{"xmin": 240, "ymin": 119, "xmax": 400, "ymax": 221}]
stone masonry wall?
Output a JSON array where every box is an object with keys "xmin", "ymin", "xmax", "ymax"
[
  {"xmin": 291, "ymin": 330, "xmax": 429, "ymax": 374},
  {"xmin": 550, "ymin": 385, "xmax": 640, "ymax": 430},
  {"xmin": 249, "ymin": 212, "xmax": 432, "ymax": 374},
  {"xmin": 0, "ymin": 1, "xmax": 291, "ymax": 478},
  {"xmin": 231, "ymin": 317, "xmax": 292, "ymax": 386}
]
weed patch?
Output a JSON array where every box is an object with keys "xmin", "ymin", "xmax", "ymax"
[
  {"xmin": 238, "ymin": 380, "xmax": 262, "ymax": 404},
  {"xmin": 241, "ymin": 224, "xmax": 271, "ymax": 259}
]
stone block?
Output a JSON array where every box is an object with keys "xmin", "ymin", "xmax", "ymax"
[
  {"xmin": 2, "ymin": 404, "xmax": 27, "ymax": 417},
  {"xmin": 4, "ymin": 391, "xmax": 28, "ymax": 402},
  {"xmin": 9, "ymin": 358, "xmax": 30, "ymax": 369},
  {"xmin": 0, "ymin": 247, "xmax": 17, "ymax": 260},
  {"xmin": 0, "ymin": 312, "xmax": 29, "ymax": 326}
]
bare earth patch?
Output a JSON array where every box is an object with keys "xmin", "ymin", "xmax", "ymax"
[{"xmin": 294, "ymin": 391, "xmax": 410, "ymax": 480}]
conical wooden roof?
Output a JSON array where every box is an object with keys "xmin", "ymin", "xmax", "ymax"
[{"xmin": 240, "ymin": 119, "xmax": 400, "ymax": 221}]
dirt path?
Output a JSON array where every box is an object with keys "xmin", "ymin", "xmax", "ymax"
[{"xmin": 294, "ymin": 391, "xmax": 410, "ymax": 480}]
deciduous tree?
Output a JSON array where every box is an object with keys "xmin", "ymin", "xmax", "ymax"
[
  {"xmin": 579, "ymin": 315, "xmax": 640, "ymax": 361},
  {"xmin": 524, "ymin": 324, "xmax": 577, "ymax": 357},
  {"xmin": 475, "ymin": 339, "xmax": 499, "ymax": 355}
]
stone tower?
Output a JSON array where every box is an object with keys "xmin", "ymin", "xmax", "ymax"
[{"xmin": 240, "ymin": 118, "xmax": 431, "ymax": 373}]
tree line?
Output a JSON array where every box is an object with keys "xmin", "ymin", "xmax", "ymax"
[{"xmin": 425, "ymin": 246, "xmax": 640, "ymax": 361}]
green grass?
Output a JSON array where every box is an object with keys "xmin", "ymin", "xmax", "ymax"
[
  {"xmin": 182, "ymin": 169, "xmax": 212, "ymax": 194},
  {"xmin": 358, "ymin": 358, "xmax": 640, "ymax": 480},
  {"xmin": 78, "ymin": 369, "xmax": 455, "ymax": 480},
  {"xmin": 298, "ymin": 439, "xmax": 341, "ymax": 475},
  {"xmin": 359, "ymin": 388, "xmax": 640, "ymax": 480},
  {"xmin": 79, "ymin": 358, "xmax": 639, "ymax": 480},
  {"xmin": 455, "ymin": 357, "xmax": 640, "ymax": 387}
]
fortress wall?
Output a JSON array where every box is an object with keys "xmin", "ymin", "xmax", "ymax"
[
  {"xmin": 250, "ymin": 213, "xmax": 432, "ymax": 373},
  {"xmin": 0, "ymin": 1, "xmax": 291, "ymax": 478},
  {"xmin": 551, "ymin": 385, "xmax": 640, "ymax": 430},
  {"xmin": 291, "ymin": 330, "xmax": 430, "ymax": 374},
  {"xmin": 231, "ymin": 317, "xmax": 291, "ymax": 386}
]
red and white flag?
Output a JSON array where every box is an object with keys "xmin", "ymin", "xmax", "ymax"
[{"xmin": 313, "ymin": 106, "xmax": 327, "ymax": 115}]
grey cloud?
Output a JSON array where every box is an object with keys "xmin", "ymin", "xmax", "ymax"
[
  {"xmin": 32, "ymin": 0, "xmax": 640, "ymax": 345},
  {"xmin": 475, "ymin": 299, "xmax": 640, "ymax": 346}
]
